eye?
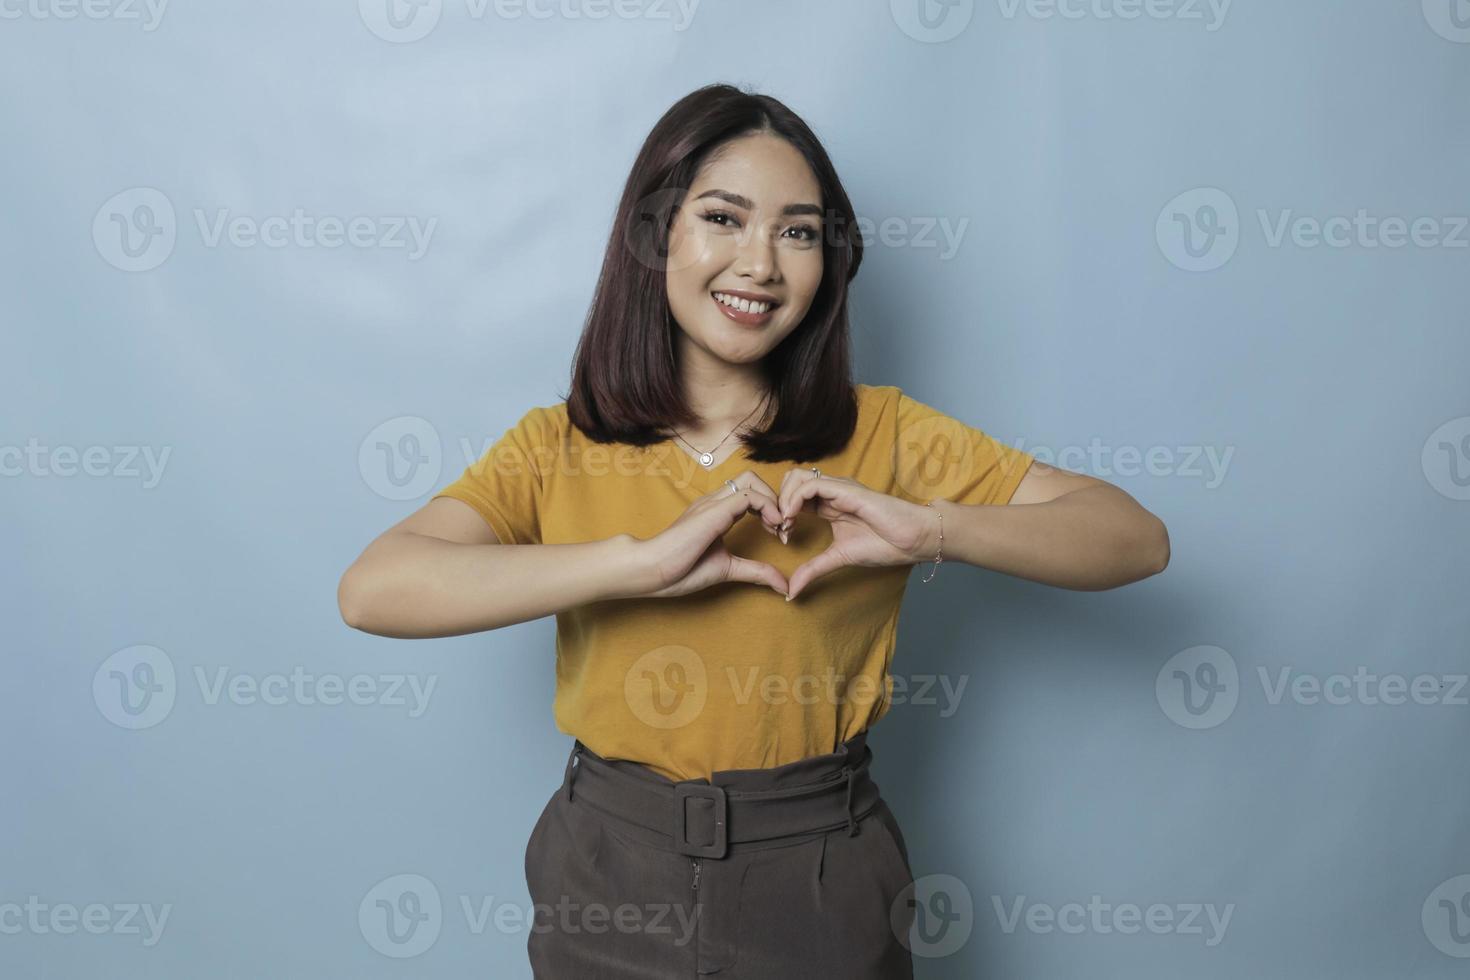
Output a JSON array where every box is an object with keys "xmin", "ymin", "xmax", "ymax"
[
  {"xmin": 702, "ymin": 210, "xmax": 819, "ymax": 244},
  {"xmin": 701, "ymin": 210, "xmax": 739, "ymax": 228}
]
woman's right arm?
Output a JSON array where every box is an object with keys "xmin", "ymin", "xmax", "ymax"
[{"xmin": 337, "ymin": 496, "xmax": 649, "ymax": 639}]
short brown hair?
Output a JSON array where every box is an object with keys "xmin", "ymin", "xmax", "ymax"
[{"xmin": 564, "ymin": 82, "xmax": 865, "ymax": 464}]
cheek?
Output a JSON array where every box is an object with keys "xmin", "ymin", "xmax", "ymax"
[
  {"xmin": 784, "ymin": 255, "xmax": 824, "ymax": 308},
  {"xmin": 666, "ymin": 218, "xmax": 724, "ymax": 277}
]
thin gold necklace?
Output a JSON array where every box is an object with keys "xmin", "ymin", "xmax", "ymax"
[{"xmin": 672, "ymin": 390, "xmax": 771, "ymax": 468}]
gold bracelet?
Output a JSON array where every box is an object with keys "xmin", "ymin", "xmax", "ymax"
[{"xmin": 921, "ymin": 500, "xmax": 943, "ymax": 583}]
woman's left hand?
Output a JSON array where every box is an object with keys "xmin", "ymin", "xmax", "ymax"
[{"xmin": 775, "ymin": 469, "xmax": 940, "ymax": 601}]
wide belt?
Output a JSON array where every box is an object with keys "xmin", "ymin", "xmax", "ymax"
[{"xmin": 561, "ymin": 741, "xmax": 882, "ymax": 860}]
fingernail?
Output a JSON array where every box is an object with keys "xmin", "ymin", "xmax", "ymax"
[{"xmin": 779, "ymin": 530, "xmax": 788, "ymax": 545}]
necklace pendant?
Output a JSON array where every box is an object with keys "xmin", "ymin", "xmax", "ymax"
[{"xmin": 699, "ymin": 452, "xmax": 714, "ymax": 467}]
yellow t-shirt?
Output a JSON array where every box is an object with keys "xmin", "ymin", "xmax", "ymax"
[{"xmin": 432, "ymin": 383, "xmax": 1034, "ymax": 781}]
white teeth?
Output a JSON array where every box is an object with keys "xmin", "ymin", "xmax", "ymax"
[{"xmin": 714, "ymin": 292, "xmax": 771, "ymax": 314}]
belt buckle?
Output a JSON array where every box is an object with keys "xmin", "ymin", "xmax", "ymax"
[{"xmin": 672, "ymin": 782, "xmax": 728, "ymax": 859}]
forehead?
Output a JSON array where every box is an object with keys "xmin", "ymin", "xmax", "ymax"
[{"xmin": 690, "ymin": 134, "xmax": 822, "ymax": 207}]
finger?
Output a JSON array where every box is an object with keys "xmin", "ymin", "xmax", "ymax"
[
  {"xmin": 715, "ymin": 479, "xmax": 783, "ymax": 535},
  {"xmin": 786, "ymin": 546, "xmax": 847, "ymax": 601},
  {"xmin": 776, "ymin": 467, "xmax": 820, "ymax": 531},
  {"xmin": 731, "ymin": 471, "xmax": 787, "ymax": 531},
  {"xmin": 725, "ymin": 554, "xmax": 790, "ymax": 596},
  {"xmin": 779, "ymin": 474, "xmax": 862, "ymax": 525}
]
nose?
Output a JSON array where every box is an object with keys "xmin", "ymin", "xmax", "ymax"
[{"xmin": 730, "ymin": 219, "xmax": 780, "ymax": 283}]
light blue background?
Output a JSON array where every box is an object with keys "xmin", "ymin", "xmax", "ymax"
[{"xmin": 4, "ymin": 1, "xmax": 1468, "ymax": 977}]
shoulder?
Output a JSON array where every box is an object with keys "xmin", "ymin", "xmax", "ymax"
[
  {"xmin": 854, "ymin": 382, "xmax": 929, "ymax": 425},
  {"xmin": 508, "ymin": 399, "xmax": 569, "ymax": 438},
  {"xmin": 854, "ymin": 382, "xmax": 903, "ymax": 417},
  {"xmin": 481, "ymin": 400, "xmax": 571, "ymax": 468}
]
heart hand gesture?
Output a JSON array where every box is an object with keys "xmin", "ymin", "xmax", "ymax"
[
  {"xmin": 633, "ymin": 472, "xmax": 791, "ymax": 599},
  {"xmin": 776, "ymin": 469, "xmax": 940, "ymax": 601}
]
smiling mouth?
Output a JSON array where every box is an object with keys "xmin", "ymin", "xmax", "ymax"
[{"xmin": 711, "ymin": 291, "xmax": 780, "ymax": 315}]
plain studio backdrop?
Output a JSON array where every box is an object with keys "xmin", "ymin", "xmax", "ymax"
[{"xmin": 3, "ymin": 1, "xmax": 1467, "ymax": 977}]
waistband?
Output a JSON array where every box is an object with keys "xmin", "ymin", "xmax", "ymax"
[{"xmin": 559, "ymin": 732, "xmax": 882, "ymax": 860}]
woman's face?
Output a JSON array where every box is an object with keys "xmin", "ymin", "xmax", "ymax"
[{"xmin": 664, "ymin": 133, "xmax": 825, "ymax": 367}]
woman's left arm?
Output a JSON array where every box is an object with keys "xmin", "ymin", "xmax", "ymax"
[{"xmin": 922, "ymin": 462, "xmax": 1170, "ymax": 591}]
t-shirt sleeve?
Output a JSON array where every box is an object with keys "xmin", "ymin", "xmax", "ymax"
[
  {"xmin": 892, "ymin": 389, "xmax": 1035, "ymax": 507},
  {"xmin": 431, "ymin": 405, "xmax": 555, "ymax": 544}
]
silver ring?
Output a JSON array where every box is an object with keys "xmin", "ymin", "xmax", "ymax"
[
  {"xmin": 725, "ymin": 479, "xmax": 739, "ymax": 496},
  {"xmin": 811, "ymin": 467, "xmax": 821, "ymax": 478}
]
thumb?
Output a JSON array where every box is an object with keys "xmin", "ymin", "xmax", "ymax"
[{"xmin": 725, "ymin": 555, "xmax": 790, "ymax": 597}]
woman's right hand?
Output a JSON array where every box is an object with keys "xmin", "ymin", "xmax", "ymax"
[{"xmin": 630, "ymin": 471, "xmax": 791, "ymax": 600}]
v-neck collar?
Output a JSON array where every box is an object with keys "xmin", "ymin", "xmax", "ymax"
[{"xmin": 661, "ymin": 437, "xmax": 753, "ymax": 491}]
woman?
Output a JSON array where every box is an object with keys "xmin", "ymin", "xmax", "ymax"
[{"xmin": 338, "ymin": 82, "xmax": 1169, "ymax": 978}]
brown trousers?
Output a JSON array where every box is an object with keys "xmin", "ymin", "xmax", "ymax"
[{"xmin": 523, "ymin": 731, "xmax": 917, "ymax": 977}]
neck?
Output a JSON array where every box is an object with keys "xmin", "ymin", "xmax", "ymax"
[{"xmin": 673, "ymin": 340, "xmax": 774, "ymax": 431}]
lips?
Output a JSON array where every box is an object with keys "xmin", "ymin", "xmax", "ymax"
[
  {"xmin": 710, "ymin": 291, "xmax": 778, "ymax": 326},
  {"xmin": 711, "ymin": 290, "xmax": 780, "ymax": 314}
]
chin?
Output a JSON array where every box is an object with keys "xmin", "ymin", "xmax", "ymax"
[{"xmin": 700, "ymin": 333, "xmax": 772, "ymax": 364}]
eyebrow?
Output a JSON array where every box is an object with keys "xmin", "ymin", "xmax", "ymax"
[{"xmin": 693, "ymin": 189, "xmax": 822, "ymax": 218}]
